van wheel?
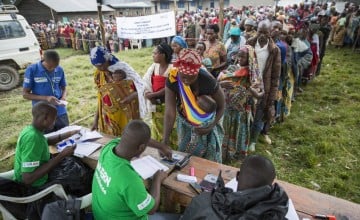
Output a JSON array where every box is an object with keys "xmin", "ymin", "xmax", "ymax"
[{"xmin": 0, "ymin": 65, "xmax": 19, "ymax": 91}]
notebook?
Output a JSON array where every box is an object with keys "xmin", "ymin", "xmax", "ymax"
[
  {"xmin": 73, "ymin": 142, "xmax": 102, "ymax": 158},
  {"xmin": 131, "ymin": 155, "xmax": 169, "ymax": 180}
]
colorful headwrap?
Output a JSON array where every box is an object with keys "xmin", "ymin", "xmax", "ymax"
[
  {"xmin": 90, "ymin": 46, "xmax": 119, "ymax": 66},
  {"xmin": 229, "ymin": 27, "xmax": 241, "ymax": 36},
  {"xmin": 173, "ymin": 49, "xmax": 202, "ymax": 75},
  {"xmin": 171, "ymin": 36, "xmax": 188, "ymax": 49}
]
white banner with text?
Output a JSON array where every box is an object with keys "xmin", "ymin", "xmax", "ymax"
[{"xmin": 116, "ymin": 11, "xmax": 176, "ymax": 39}]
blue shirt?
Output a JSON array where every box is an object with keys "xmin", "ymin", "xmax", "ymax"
[
  {"xmin": 23, "ymin": 61, "xmax": 67, "ymax": 116},
  {"xmin": 276, "ymin": 40, "xmax": 287, "ymax": 64}
]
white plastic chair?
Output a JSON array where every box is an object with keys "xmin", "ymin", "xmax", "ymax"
[
  {"xmin": 130, "ymin": 39, "xmax": 142, "ymax": 49},
  {"xmin": 0, "ymin": 170, "xmax": 92, "ymax": 220}
]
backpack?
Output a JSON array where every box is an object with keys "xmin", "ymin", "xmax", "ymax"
[
  {"xmin": 41, "ymin": 197, "xmax": 81, "ymax": 220},
  {"xmin": 48, "ymin": 156, "xmax": 93, "ymax": 197},
  {"xmin": 181, "ymin": 172, "xmax": 289, "ymax": 220}
]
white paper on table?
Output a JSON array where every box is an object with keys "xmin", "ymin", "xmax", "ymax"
[
  {"xmin": 131, "ymin": 155, "xmax": 169, "ymax": 180},
  {"xmin": 44, "ymin": 125, "xmax": 82, "ymax": 139},
  {"xmin": 225, "ymin": 177, "xmax": 238, "ymax": 192},
  {"xmin": 73, "ymin": 142, "xmax": 102, "ymax": 158},
  {"xmin": 286, "ymin": 199, "xmax": 299, "ymax": 220},
  {"xmin": 225, "ymin": 178, "xmax": 299, "ymax": 220},
  {"xmin": 71, "ymin": 129, "xmax": 103, "ymax": 143}
]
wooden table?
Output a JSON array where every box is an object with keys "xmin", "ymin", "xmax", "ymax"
[
  {"xmin": 162, "ymin": 156, "xmax": 360, "ymax": 219},
  {"xmin": 53, "ymin": 133, "xmax": 360, "ymax": 219}
]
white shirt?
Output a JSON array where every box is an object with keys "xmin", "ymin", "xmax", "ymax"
[
  {"xmin": 291, "ymin": 38, "xmax": 309, "ymax": 53},
  {"xmin": 255, "ymin": 40, "xmax": 269, "ymax": 77}
]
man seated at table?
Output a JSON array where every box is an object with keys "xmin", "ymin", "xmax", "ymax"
[
  {"xmin": 9, "ymin": 101, "xmax": 78, "ymax": 219},
  {"xmin": 182, "ymin": 155, "xmax": 297, "ymax": 219},
  {"xmin": 14, "ymin": 101, "xmax": 76, "ymax": 188},
  {"xmin": 92, "ymin": 120, "xmax": 179, "ymax": 220}
]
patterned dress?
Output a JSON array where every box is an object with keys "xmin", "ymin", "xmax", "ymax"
[
  {"xmin": 204, "ymin": 40, "xmax": 227, "ymax": 77},
  {"xmin": 95, "ymin": 70, "xmax": 139, "ymax": 136}
]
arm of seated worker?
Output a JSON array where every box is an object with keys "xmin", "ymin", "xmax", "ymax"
[
  {"xmin": 148, "ymin": 170, "xmax": 167, "ymax": 214},
  {"xmin": 47, "ymin": 130, "xmax": 80, "ymax": 146},
  {"xmin": 22, "ymin": 146, "xmax": 75, "ymax": 185},
  {"xmin": 124, "ymin": 170, "xmax": 166, "ymax": 216}
]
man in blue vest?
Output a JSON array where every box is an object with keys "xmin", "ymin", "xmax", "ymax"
[{"xmin": 23, "ymin": 50, "xmax": 69, "ymax": 132}]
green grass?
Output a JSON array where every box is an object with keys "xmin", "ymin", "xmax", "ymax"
[{"xmin": 0, "ymin": 47, "xmax": 359, "ymax": 203}]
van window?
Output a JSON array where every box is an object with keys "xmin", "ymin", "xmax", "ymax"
[{"xmin": 0, "ymin": 20, "xmax": 26, "ymax": 40}]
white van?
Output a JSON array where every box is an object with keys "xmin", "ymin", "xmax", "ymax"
[{"xmin": 0, "ymin": 5, "xmax": 41, "ymax": 91}]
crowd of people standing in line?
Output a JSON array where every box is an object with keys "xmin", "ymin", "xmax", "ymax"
[
  {"xmin": 32, "ymin": 17, "xmax": 118, "ymax": 53},
  {"xmin": 88, "ymin": 1, "xmax": 359, "ymax": 163},
  {"xmin": 32, "ymin": 2, "xmax": 360, "ymax": 55},
  {"xmin": 26, "ymin": 1, "xmax": 360, "ymax": 164}
]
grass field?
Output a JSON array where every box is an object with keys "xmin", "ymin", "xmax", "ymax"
[{"xmin": 0, "ymin": 47, "xmax": 359, "ymax": 203}]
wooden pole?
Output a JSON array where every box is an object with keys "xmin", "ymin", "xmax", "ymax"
[
  {"xmin": 0, "ymin": 150, "xmax": 15, "ymax": 162},
  {"xmin": 97, "ymin": 0, "xmax": 106, "ymax": 46},
  {"xmin": 218, "ymin": 0, "xmax": 224, "ymax": 41},
  {"xmin": 174, "ymin": 0, "xmax": 177, "ymax": 15},
  {"xmin": 50, "ymin": 8, "xmax": 55, "ymax": 23}
]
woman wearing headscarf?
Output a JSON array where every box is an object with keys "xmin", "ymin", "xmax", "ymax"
[
  {"xmin": 218, "ymin": 46, "xmax": 264, "ymax": 161},
  {"xmin": 143, "ymin": 42, "xmax": 177, "ymax": 147},
  {"xmin": 171, "ymin": 36, "xmax": 188, "ymax": 63},
  {"xmin": 204, "ymin": 24, "xmax": 228, "ymax": 78},
  {"xmin": 163, "ymin": 49, "xmax": 225, "ymax": 163},
  {"xmin": 90, "ymin": 46, "xmax": 147, "ymax": 136}
]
